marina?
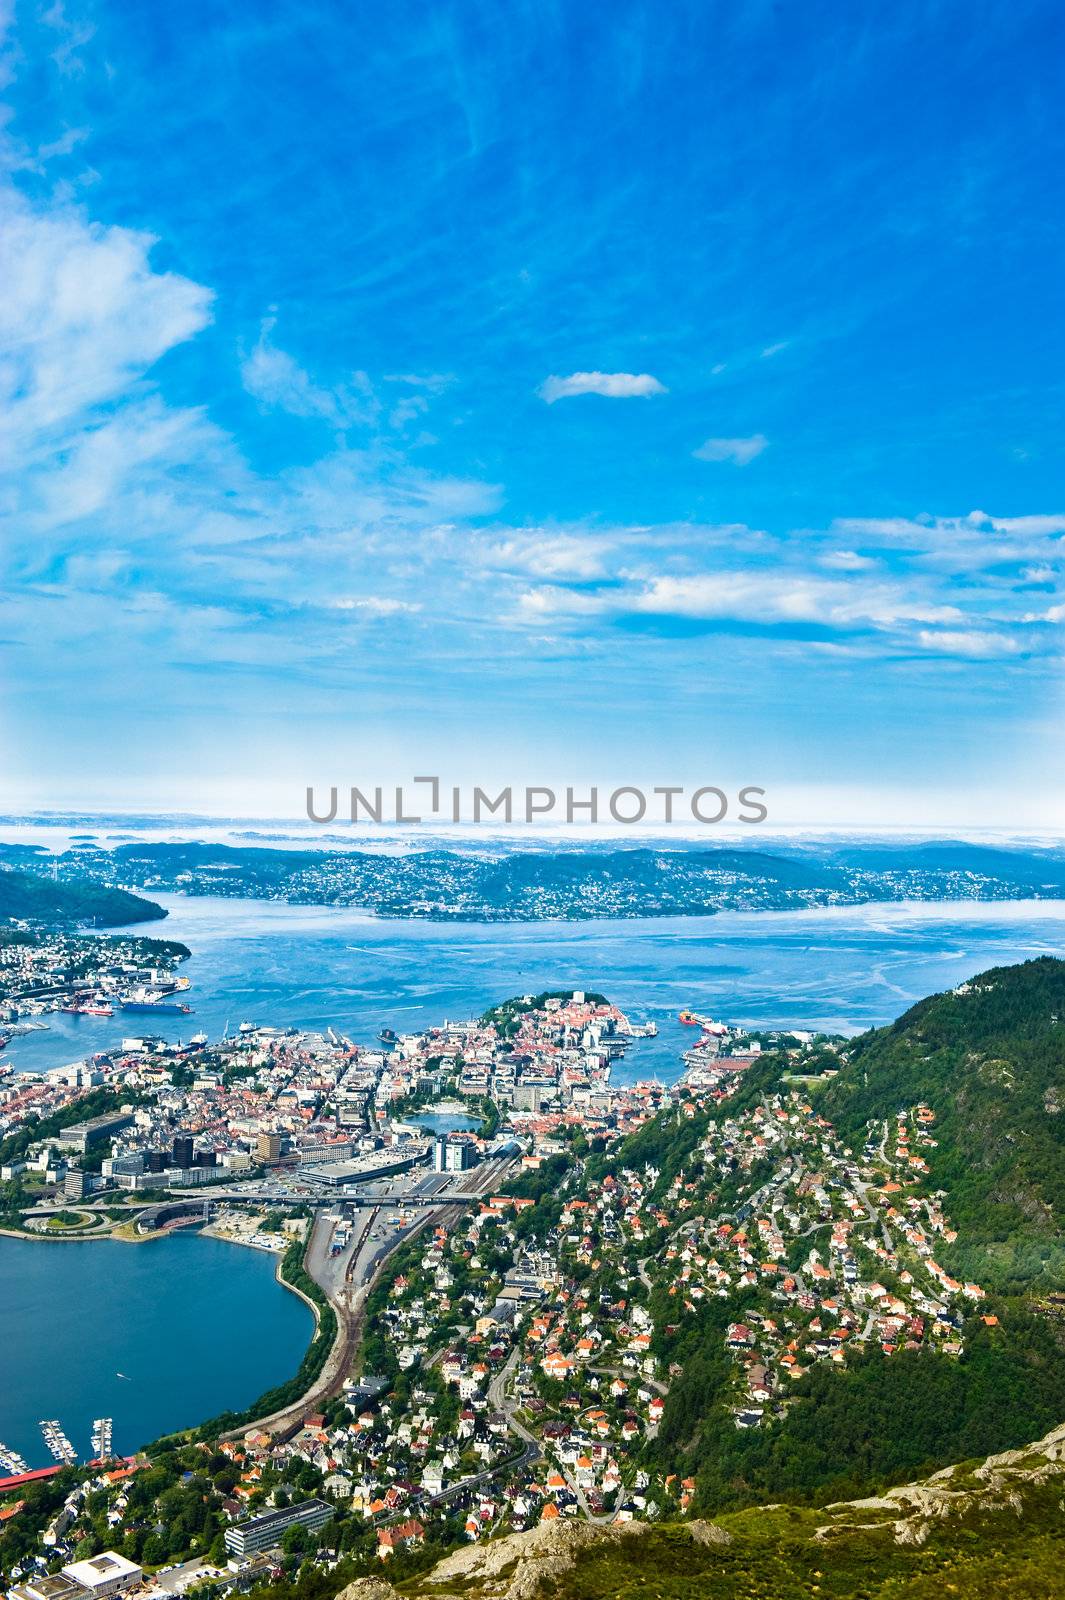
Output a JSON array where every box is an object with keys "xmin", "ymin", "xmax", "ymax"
[
  {"xmin": 39, "ymin": 1419, "xmax": 77, "ymax": 1464},
  {"xmin": 90, "ymin": 1417, "xmax": 113, "ymax": 1458}
]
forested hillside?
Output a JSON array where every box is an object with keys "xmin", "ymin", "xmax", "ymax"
[
  {"xmin": 822, "ymin": 955, "xmax": 1065, "ymax": 1287},
  {"xmin": 0, "ymin": 865, "xmax": 166, "ymax": 926}
]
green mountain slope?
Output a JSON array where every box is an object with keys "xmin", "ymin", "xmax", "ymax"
[
  {"xmin": 0, "ymin": 865, "xmax": 166, "ymax": 926},
  {"xmin": 820, "ymin": 955, "xmax": 1065, "ymax": 1287}
]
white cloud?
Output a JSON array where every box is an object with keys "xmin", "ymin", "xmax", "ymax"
[
  {"xmin": 820, "ymin": 549, "xmax": 877, "ymax": 571},
  {"xmin": 517, "ymin": 585, "xmax": 608, "ymax": 619},
  {"xmin": 538, "ymin": 371, "xmax": 666, "ymax": 404},
  {"xmin": 484, "ymin": 533, "xmax": 607, "ymax": 580},
  {"xmin": 833, "ymin": 510, "xmax": 1065, "ymax": 545},
  {"xmin": 631, "ymin": 572, "xmax": 960, "ymax": 629},
  {"xmin": 915, "ymin": 629, "xmax": 1019, "ymax": 657},
  {"xmin": 240, "ymin": 318, "xmax": 374, "ymax": 425},
  {"xmin": 760, "ymin": 341, "xmax": 789, "ymax": 359},
  {"xmin": 1022, "ymin": 603, "xmax": 1065, "ymax": 624},
  {"xmin": 693, "ymin": 433, "xmax": 768, "ymax": 465},
  {"xmin": 0, "ymin": 189, "xmax": 212, "ymax": 464},
  {"xmin": 329, "ymin": 596, "xmax": 422, "ymax": 615}
]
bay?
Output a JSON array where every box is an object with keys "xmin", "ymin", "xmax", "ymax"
[
  {"xmin": 0, "ymin": 1231, "xmax": 313, "ymax": 1470},
  {"xmin": 5, "ymin": 894, "xmax": 1065, "ymax": 1084}
]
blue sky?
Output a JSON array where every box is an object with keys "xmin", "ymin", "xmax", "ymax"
[{"xmin": 1, "ymin": 0, "xmax": 1064, "ymax": 825}]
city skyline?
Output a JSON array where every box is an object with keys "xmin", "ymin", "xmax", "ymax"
[{"xmin": 2, "ymin": 0, "xmax": 1064, "ymax": 825}]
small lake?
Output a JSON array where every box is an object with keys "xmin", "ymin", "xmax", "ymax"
[
  {"xmin": 409, "ymin": 1111, "xmax": 480, "ymax": 1136},
  {"xmin": 0, "ymin": 1231, "xmax": 313, "ymax": 1468}
]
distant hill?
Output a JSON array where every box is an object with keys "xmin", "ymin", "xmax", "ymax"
[
  {"xmin": 15, "ymin": 834, "xmax": 1065, "ymax": 920},
  {"xmin": 0, "ymin": 866, "xmax": 166, "ymax": 927},
  {"xmin": 820, "ymin": 955, "xmax": 1065, "ymax": 1287}
]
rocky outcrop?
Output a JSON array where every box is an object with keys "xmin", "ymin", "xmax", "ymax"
[
  {"xmin": 337, "ymin": 1516, "xmax": 732, "ymax": 1600},
  {"xmin": 816, "ymin": 1419, "xmax": 1065, "ymax": 1546}
]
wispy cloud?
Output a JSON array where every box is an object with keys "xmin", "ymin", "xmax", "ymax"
[
  {"xmin": 329, "ymin": 596, "xmax": 422, "ymax": 615},
  {"xmin": 241, "ymin": 318, "xmax": 375, "ymax": 426},
  {"xmin": 630, "ymin": 572, "xmax": 959, "ymax": 629},
  {"xmin": 40, "ymin": 0, "xmax": 95, "ymax": 76},
  {"xmin": 693, "ymin": 433, "xmax": 768, "ymax": 465},
  {"xmin": 0, "ymin": 188, "xmax": 212, "ymax": 462},
  {"xmin": 483, "ymin": 532, "xmax": 609, "ymax": 580},
  {"xmin": 538, "ymin": 371, "xmax": 666, "ymax": 404},
  {"xmin": 820, "ymin": 549, "xmax": 878, "ymax": 571},
  {"xmin": 915, "ymin": 629, "xmax": 1020, "ymax": 657}
]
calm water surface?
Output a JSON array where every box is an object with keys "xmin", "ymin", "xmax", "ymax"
[
  {"xmin": 5, "ymin": 894, "xmax": 1065, "ymax": 1082},
  {"xmin": 0, "ymin": 1231, "xmax": 313, "ymax": 1469}
]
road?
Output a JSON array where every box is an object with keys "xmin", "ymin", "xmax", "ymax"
[{"xmin": 220, "ymin": 1157, "xmax": 516, "ymax": 1441}]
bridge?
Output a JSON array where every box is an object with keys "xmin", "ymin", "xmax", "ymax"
[{"xmin": 191, "ymin": 1179, "xmax": 507, "ymax": 1208}]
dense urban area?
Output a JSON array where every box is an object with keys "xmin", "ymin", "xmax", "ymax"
[{"xmin": 5, "ymin": 890, "xmax": 1065, "ymax": 1600}]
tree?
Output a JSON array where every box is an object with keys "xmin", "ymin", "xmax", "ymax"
[{"xmin": 281, "ymin": 1524, "xmax": 311, "ymax": 1557}]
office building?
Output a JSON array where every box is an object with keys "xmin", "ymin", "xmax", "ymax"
[
  {"xmin": 444, "ymin": 1138, "xmax": 477, "ymax": 1172},
  {"xmin": 55, "ymin": 1113, "xmax": 134, "ymax": 1153},
  {"xmin": 171, "ymin": 1134, "xmax": 194, "ymax": 1168},
  {"xmin": 224, "ymin": 1499, "xmax": 333, "ymax": 1559},
  {"xmin": 64, "ymin": 1168, "xmax": 91, "ymax": 1201}
]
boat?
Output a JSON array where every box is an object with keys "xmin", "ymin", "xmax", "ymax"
[
  {"xmin": 238, "ymin": 1021, "xmax": 257, "ymax": 1034},
  {"xmin": 81, "ymin": 1003, "xmax": 113, "ymax": 1017},
  {"xmin": 120, "ymin": 1000, "xmax": 192, "ymax": 1014},
  {"xmin": 189, "ymin": 1031, "xmax": 208, "ymax": 1047},
  {"xmin": 678, "ymin": 1010, "xmax": 701, "ymax": 1025},
  {"xmin": 0, "ymin": 1442, "xmax": 29, "ymax": 1474}
]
